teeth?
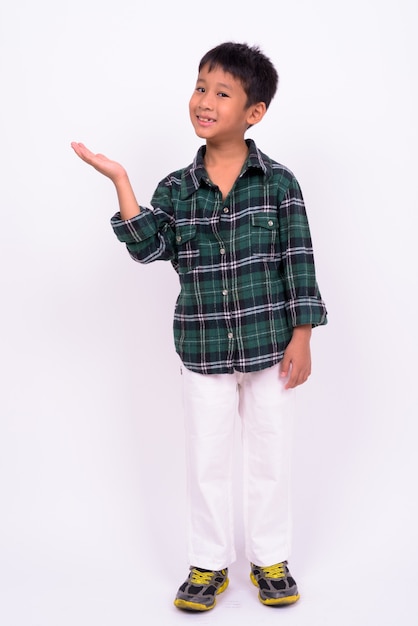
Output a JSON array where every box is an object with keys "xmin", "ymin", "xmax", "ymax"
[{"xmin": 198, "ymin": 117, "xmax": 214, "ymax": 122}]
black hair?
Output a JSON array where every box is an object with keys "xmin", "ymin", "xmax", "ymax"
[{"xmin": 198, "ymin": 42, "xmax": 279, "ymax": 109}]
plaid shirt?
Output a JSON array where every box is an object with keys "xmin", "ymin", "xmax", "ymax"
[{"xmin": 111, "ymin": 139, "xmax": 327, "ymax": 374}]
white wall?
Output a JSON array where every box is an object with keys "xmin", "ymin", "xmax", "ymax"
[{"xmin": 0, "ymin": 1, "xmax": 417, "ymax": 625}]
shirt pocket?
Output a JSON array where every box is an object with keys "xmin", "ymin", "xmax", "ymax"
[
  {"xmin": 175, "ymin": 224, "xmax": 200, "ymax": 273},
  {"xmin": 251, "ymin": 213, "xmax": 280, "ymax": 258}
]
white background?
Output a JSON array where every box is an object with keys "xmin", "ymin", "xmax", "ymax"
[{"xmin": 1, "ymin": 0, "xmax": 417, "ymax": 624}]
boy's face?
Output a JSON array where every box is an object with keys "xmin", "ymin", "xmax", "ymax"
[{"xmin": 189, "ymin": 64, "xmax": 256, "ymax": 143}]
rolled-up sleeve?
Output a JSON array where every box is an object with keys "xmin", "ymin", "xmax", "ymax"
[{"xmin": 110, "ymin": 179, "xmax": 177, "ymax": 264}]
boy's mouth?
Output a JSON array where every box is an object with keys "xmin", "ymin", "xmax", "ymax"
[{"xmin": 197, "ymin": 116, "xmax": 215, "ymax": 124}]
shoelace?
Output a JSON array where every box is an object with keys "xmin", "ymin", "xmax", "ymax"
[
  {"xmin": 190, "ymin": 568, "xmax": 214, "ymax": 585},
  {"xmin": 260, "ymin": 563, "xmax": 286, "ymax": 579}
]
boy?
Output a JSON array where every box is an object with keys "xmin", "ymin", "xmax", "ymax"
[{"xmin": 71, "ymin": 41, "xmax": 327, "ymax": 611}]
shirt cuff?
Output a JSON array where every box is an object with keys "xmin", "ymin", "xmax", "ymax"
[
  {"xmin": 110, "ymin": 207, "xmax": 159, "ymax": 244},
  {"xmin": 287, "ymin": 298, "xmax": 328, "ymax": 328}
]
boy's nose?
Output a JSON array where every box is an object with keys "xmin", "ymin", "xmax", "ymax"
[{"xmin": 199, "ymin": 93, "xmax": 214, "ymax": 109}]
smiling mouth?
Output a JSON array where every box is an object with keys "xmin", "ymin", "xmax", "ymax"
[{"xmin": 197, "ymin": 116, "xmax": 215, "ymax": 123}]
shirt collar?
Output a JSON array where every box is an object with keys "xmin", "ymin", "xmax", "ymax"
[{"xmin": 180, "ymin": 138, "xmax": 273, "ymax": 199}]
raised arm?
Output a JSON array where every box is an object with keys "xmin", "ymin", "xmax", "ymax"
[{"xmin": 71, "ymin": 142, "xmax": 140, "ymax": 220}]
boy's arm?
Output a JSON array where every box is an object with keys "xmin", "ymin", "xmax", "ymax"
[
  {"xmin": 280, "ymin": 324, "xmax": 312, "ymax": 389},
  {"xmin": 277, "ymin": 176, "xmax": 327, "ymax": 389},
  {"xmin": 71, "ymin": 141, "xmax": 178, "ymax": 264},
  {"xmin": 71, "ymin": 142, "xmax": 140, "ymax": 220}
]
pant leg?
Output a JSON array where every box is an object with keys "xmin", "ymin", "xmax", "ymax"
[
  {"xmin": 181, "ymin": 366, "xmax": 238, "ymax": 570},
  {"xmin": 238, "ymin": 363, "xmax": 295, "ymax": 566}
]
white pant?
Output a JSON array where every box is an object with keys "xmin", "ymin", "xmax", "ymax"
[{"xmin": 181, "ymin": 363, "xmax": 295, "ymax": 570}]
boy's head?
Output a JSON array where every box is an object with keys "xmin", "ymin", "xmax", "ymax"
[{"xmin": 198, "ymin": 42, "xmax": 279, "ymax": 110}]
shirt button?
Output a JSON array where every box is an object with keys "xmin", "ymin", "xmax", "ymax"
[
  {"xmin": 220, "ymin": 248, "xmax": 226, "ymax": 255},
  {"xmin": 228, "ymin": 332, "xmax": 234, "ymax": 339},
  {"xmin": 223, "ymin": 207, "xmax": 229, "ymax": 213},
  {"xmin": 176, "ymin": 235, "xmax": 182, "ymax": 242},
  {"xmin": 268, "ymin": 220, "xmax": 274, "ymax": 227},
  {"xmin": 222, "ymin": 289, "xmax": 228, "ymax": 296}
]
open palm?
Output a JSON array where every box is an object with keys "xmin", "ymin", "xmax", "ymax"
[{"xmin": 71, "ymin": 142, "xmax": 126, "ymax": 183}]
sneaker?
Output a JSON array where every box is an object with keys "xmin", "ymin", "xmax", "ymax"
[
  {"xmin": 250, "ymin": 561, "xmax": 300, "ymax": 606},
  {"xmin": 174, "ymin": 567, "xmax": 229, "ymax": 611}
]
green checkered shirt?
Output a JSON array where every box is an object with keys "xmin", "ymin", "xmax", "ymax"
[{"xmin": 111, "ymin": 139, "xmax": 327, "ymax": 374}]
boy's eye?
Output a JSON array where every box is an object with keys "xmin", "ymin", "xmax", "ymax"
[
  {"xmin": 218, "ymin": 92, "xmax": 229, "ymax": 98},
  {"xmin": 196, "ymin": 87, "xmax": 205, "ymax": 93}
]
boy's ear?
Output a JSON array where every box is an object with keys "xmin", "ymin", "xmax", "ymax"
[{"xmin": 246, "ymin": 101, "xmax": 267, "ymax": 126}]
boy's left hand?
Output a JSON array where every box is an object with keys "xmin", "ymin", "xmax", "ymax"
[{"xmin": 280, "ymin": 325, "xmax": 312, "ymax": 389}]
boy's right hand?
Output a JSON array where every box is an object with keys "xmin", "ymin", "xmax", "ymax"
[
  {"xmin": 71, "ymin": 142, "xmax": 127, "ymax": 184},
  {"xmin": 71, "ymin": 142, "xmax": 140, "ymax": 220}
]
